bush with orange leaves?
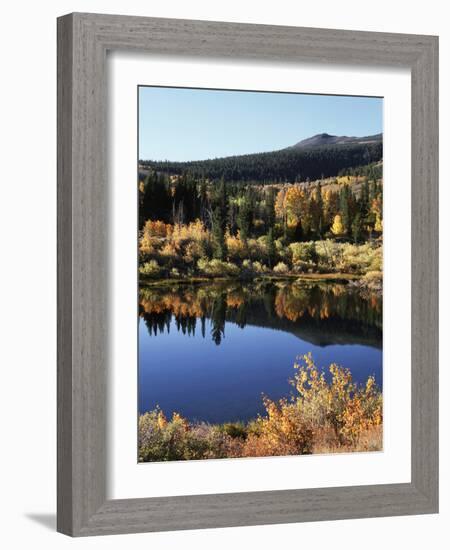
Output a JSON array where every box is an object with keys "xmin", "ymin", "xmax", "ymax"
[
  {"xmin": 288, "ymin": 353, "xmax": 382, "ymax": 448},
  {"xmin": 140, "ymin": 220, "xmax": 173, "ymax": 254},
  {"xmin": 140, "ymin": 219, "xmax": 213, "ymax": 275},
  {"xmin": 171, "ymin": 219, "xmax": 209, "ymax": 243},
  {"xmin": 138, "ymin": 354, "xmax": 382, "ymax": 462}
]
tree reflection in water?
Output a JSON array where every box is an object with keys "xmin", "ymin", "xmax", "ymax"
[{"xmin": 139, "ymin": 280, "xmax": 382, "ymax": 349}]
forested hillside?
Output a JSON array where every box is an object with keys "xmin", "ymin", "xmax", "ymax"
[
  {"xmin": 138, "ymin": 133, "xmax": 383, "ymax": 285},
  {"xmin": 139, "ymin": 137, "xmax": 382, "ymax": 184}
]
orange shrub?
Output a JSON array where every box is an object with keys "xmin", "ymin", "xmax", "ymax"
[
  {"xmin": 143, "ymin": 219, "xmax": 173, "ymax": 238},
  {"xmin": 172, "ymin": 219, "xmax": 209, "ymax": 243},
  {"xmin": 140, "ymin": 220, "xmax": 173, "ymax": 255}
]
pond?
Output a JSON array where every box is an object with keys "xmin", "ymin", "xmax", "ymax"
[{"xmin": 138, "ymin": 280, "xmax": 382, "ymax": 424}]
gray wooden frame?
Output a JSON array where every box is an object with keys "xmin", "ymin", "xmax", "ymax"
[{"xmin": 57, "ymin": 12, "xmax": 439, "ymax": 537}]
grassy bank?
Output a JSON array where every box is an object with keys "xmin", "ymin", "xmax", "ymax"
[{"xmin": 139, "ymin": 354, "xmax": 382, "ymax": 462}]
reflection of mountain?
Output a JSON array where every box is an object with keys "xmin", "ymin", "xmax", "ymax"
[
  {"xmin": 139, "ymin": 281, "xmax": 382, "ymax": 348},
  {"xmin": 225, "ymin": 304, "xmax": 382, "ymax": 348}
]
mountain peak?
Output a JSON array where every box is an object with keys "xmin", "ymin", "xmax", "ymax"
[{"xmin": 290, "ymin": 132, "xmax": 382, "ymax": 150}]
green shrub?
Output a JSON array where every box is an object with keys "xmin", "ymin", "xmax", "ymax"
[
  {"xmin": 197, "ymin": 258, "xmax": 240, "ymax": 277},
  {"xmin": 313, "ymin": 240, "xmax": 382, "ymax": 275},
  {"xmin": 273, "ymin": 262, "xmax": 289, "ymax": 274},
  {"xmin": 290, "ymin": 242, "xmax": 318, "ymax": 264},
  {"xmin": 221, "ymin": 422, "xmax": 247, "ymax": 439},
  {"xmin": 139, "ymin": 260, "xmax": 162, "ymax": 279},
  {"xmin": 341, "ymin": 242, "xmax": 382, "ymax": 274},
  {"xmin": 252, "ymin": 261, "xmax": 268, "ymax": 273},
  {"xmin": 291, "ymin": 260, "xmax": 310, "ymax": 273},
  {"xmin": 275, "ymin": 238, "xmax": 291, "ymax": 263}
]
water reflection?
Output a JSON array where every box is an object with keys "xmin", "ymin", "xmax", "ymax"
[{"xmin": 139, "ymin": 280, "xmax": 382, "ymax": 348}]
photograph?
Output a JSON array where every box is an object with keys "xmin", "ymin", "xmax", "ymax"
[{"xmin": 137, "ymin": 86, "xmax": 383, "ymax": 462}]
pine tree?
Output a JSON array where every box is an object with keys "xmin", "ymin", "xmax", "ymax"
[
  {"xmin": 199, "ymin": 178, "xmax": 209, "ymax": 225},
  {"xmin": 212, "ymin": 206, "xmax": 227, "ymax": 260},
  {"xmin": 265, "ymin": 187, "xmax": 276, "ymax": 230},
  {"xmin": 339, "ymin": 185, "xmax": 350, "ymax": 235},
  {"xmin": 217, "ymin": 178, "xmax": 227, "ymax": 210},
  {"xmin": 237, "ymin": 192, "xmax": 252, "ymax": 242},
  {"xmin": 360, "ymin": 180, "xmax": 370, "ymax": 218},
  {"xmin": 294, "ymin": 219, "xmax": 303, "ymax": 242},
  {"xmin": 316, "ymin": 182, "xmax": 324, "ymax": 237},
  {"xmin": 351, "ymin": 213, "xmax": 362, "ymax": 243},
  {"xmin": 266, "ymin": 227, "xmax": 276, "ymax": 267},
  {"xmin": 141, "ymin": 171, "xmax": 171, "ymax": 226},
  {"xmin": 227, "ymin": 199, "xmax": 238, "ymax": 235}
]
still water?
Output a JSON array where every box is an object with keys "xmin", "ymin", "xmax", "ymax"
[{"xmin": 138, "ymin": 280, "xmax": 382, "ymax": 424}]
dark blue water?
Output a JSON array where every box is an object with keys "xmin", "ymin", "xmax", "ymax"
[{"xmin": 138, "ymin": 281, "xmax": 382, "ymax": 424}]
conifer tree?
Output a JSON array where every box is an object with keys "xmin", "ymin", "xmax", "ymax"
[
  {"xmin": 266, "ymin": 227, "xmax": 276, "ymax": 267},
  {"xmin": 265, "ymin": 187, "xmax": 276, "ymax": 230},
  {"xmin": 339, "ymin": 185, "xmax": 350, "ymax": 234},
  {"xmin": 212, "ymin": 206, "xmax": 227, "ymax": 260},
  {"xmin": 237, "ymin": 191, "xmax": 252, "ymax": 242},
  {"xmin": 316, "ymin": 182, "xmax": 324, "ymax": 237},
  {"xmin": 351, "ymin": 213, "xmax": 362, "ymax": 243}
]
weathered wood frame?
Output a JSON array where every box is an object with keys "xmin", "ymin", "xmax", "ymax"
[{"xmin": 57, "ymin": 12, "xmax": 439, "ymax": 536}]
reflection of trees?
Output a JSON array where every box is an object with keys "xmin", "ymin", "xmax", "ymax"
[
  {"xmin": 274, "ymin": 284, "xmax": 381, "ymax": 328},
  {"xmin": 175, "ymin": 314, "xmax": 197, "ymax": 336},
  {"xmin": 142, "ymin": 308, "xmax": 171, "ymax": 336},
  {"xmin": 262, "ymin": 282, "xmax": 277, "ymax": 321},
  {"xmin": 201, "ymin": 316, "xmax": 206, "ymax": 338},
  {"xmin": 235, "ymin": 303, "xmax": 248, "ymax": 328},
  {"xmin": 210, "ymin": 294, "xmax": 226, "ymax": 345},
  {"xmin": 139, "ymin": 281, "xmax": 382, "ymax": 347}
]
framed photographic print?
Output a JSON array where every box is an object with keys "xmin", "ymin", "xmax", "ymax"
[{"xmin": 57, "ymin": 13, "xmax": 438, "ymax": 536}]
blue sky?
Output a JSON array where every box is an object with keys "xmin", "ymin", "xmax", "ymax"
[{"xmin": 139, "ymin": 86, "xmax": 383, "ymax": 162}]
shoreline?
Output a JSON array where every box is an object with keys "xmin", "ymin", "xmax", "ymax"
[
  {"xmin": 138, "ymin": 355, "xmax": 383, "ymax": 462},
  {"xmin": 140, "ymin": 272, "xmax": 363, "ymax": 287}
]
